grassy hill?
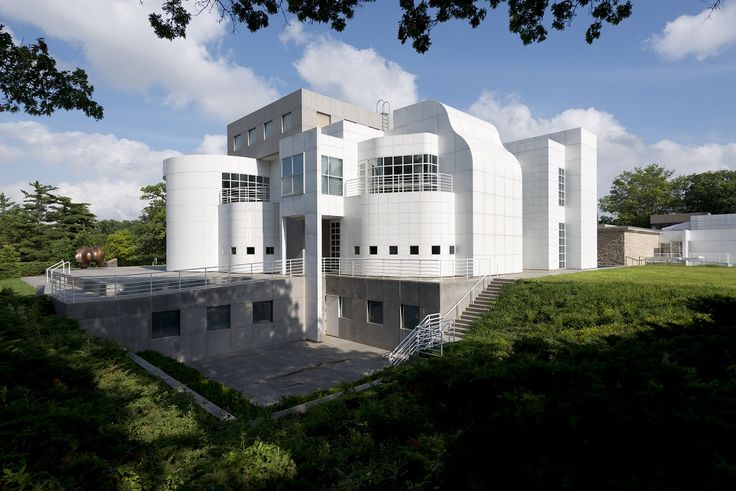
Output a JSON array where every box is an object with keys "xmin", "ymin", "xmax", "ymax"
[{"xmin": 1, "ymin": 265, "xmax": 735, "ymax": 489}]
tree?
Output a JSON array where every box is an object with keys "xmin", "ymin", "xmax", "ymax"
[
  {"xmin": 599, "ymin": 164, "xmax": 682, "ymax": 228},
  {"xmin": 678, "ymin": 170, "xmax": 736, "ymax": 215},
  {"xmin": 104, "ymin": 228, "xmax": 139, "ymax": 266},
  {"xmin": 150, "ymin": 0, "xmax": 635, "ymax": 52},
  {"xmin": 0, "ymin": 25, "xmax": 102, "ymax": 119},
  {"xmin": 135, "ymin": 182, "xmax": 167, "ymax": 264}
]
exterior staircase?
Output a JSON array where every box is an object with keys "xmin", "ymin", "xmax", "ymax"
[{"xmin": 451, "ymin": 277, "xmax": 515, "ymax": 339}]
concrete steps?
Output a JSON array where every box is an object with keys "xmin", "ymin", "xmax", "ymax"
[{"xmin": 450, "ymin": 278, "xmax": 515, "ymax": 340}]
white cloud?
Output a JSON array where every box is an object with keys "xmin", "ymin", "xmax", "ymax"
[
  {"xmin": 648, "ymin": 1, "xmax": 736, "ymax": 61},
  {"xmin": 194, "ymin": 134, "xmax": 226, "ymax": 154},
  {"xmin": 468, "ymin": 90, "xmax": 736, "ymax": 197},
  {"xmin": 0, "ymin": 0, "xmax": 279, "ymax": 121},
  {"xmin": 287, "ymin": 27, "xmax": 418, "ymax": 109},
  {"xmin": 0, "ymin": 121, "xmax": 178, "ymax": 219}
]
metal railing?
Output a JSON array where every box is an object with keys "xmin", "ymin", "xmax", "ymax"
[
  {"xmin": 49, "ymin": 258, "xmax": 304, "ymax": 303},
  {"xmin": 388, "ymin": 314, "xmax": 452, "ymax": 367},
  {"xmin": 441, "ymin": 273, "xmax": 491, "ymax": 330},
  {"xmin": 46, "ymin": 259, "xmax": 71, "ymax": 282},
  {"xmin": 322, "ymin": 257, "xmax": 496, "ymax": 279},
  {"xmin": 344, "ymin": 173, "xmax": 453, "ymax": 197},
  {"xmin": 221, "ymin": 186, "xmax": 270, "ymax": 204}
]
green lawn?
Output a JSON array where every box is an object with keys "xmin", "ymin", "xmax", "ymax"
[
  {"xmin": 0, "ymin": 278, "xmax": 35, "ymax": 295},
  {"xmin": 2, "ymin": 266, "xmax": 736, "ymax": 489}
]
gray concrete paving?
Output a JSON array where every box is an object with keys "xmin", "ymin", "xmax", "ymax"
[{"xmin": 187, "ymin": 335, "xmax": 388, "ymax": 405}]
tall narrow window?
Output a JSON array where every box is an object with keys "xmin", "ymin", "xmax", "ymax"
[
  {"xmin": 559, "ymin": 222, "xmax": 566, "ymax": 269},
  {"xmin": 264, "ymin": 120, "xmax": 273, "ymax": 138},
  {"xmin": 339, "ymin": 297, "xmax": 352, "ymax": 319},
  {"xmin": 247, "ymin": 127, "xmax": 256, "ymax": 146},
  {"xmin": 281, "ymin": 112, "xmax": 292, "ymax": 132},
  {"xmin": 367, "ymin": 300, "xmax": 383, "ymax": 325},
  {"xmin": 281, "ymin": 153, "xmax": 304, "ymax": 196},
  {"xmin": 354, "ymin": 246, "xmax": 360, "ymax": 255},
  {"xmin": 558, "ymin": 167, "xmax": 566, "ymax": 206},
  {"xmin": 401, "ymin": 305, "xmax": 421, "ymax": 330},
  {"xmin": 233, "ymin": 134, "xmax": 242, "ymax": 151},
  {"xmin": 321, "ymin": 156, "xmax": 343, "ymax": 196}
]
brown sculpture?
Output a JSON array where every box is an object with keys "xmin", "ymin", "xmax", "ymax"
[{"xmin": 75, "ymin": 246, "xmax": 105, "ymax": 269}]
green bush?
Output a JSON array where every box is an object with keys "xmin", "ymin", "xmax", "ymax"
[
  {"xmin": 0, "ymin": 261, "xmax": 49, "ymax": 279},
  {"xmin": 210, "ymin": 440, "xmax": 296, "ymax": 489}
]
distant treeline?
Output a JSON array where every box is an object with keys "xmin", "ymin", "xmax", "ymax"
[{"xmin": 0, "ymin": 181, "xmax": 165, "ymax": 278}]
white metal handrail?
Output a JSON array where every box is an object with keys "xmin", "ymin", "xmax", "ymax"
[
  {"xmin": 221, "ymin": 186, "xmax": 270, "ymax": 204},
  {"xmin": 46, "ymin": 259, "xmax": 70, "ymax": 283},
  {"xmin": 344, "ymin": 173, "xmax": 453, "ymax": 197},
  {"xmin": 322, "ymin": 257, "xmax": 495, "ymax": 279},
  {"xmin": 48, "ymin": 258, "xmax": 304, "ymax": 303},
  {"xmin": 387, "ymin": 313, "xmax": 452, "ymax": 367}
]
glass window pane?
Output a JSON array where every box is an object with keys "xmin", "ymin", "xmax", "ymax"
[
  {"xmin": 402, "ymin": 304, "xmax": 421, "ymax": 330},
  {"xmin": 330, "ymin": 157, "xmax": 343, "ymax": 177},
  {"xmin": 414, "ymin": 164, "xmax": 422, "ymax": 173},
  {"xmin": 293, "ymin": 176, "xmax": 303, "ymax": 195},
  {"xmin": 321, "ymin": 155, "xmax": 329, "ymax": 174},
  {"xmin": 321, "ymin": 175, "xmax": 329, "ymax": 194},
  {"xmin": 367, "ymin": 300, "xmax": 383, "ymax": 325},
  {"xmin": 382, "ymin": 156, "xmax": 390, "ymax": 166},
  {"xmin": 253, "ymin": 301, "xmax": 273, "ymax": 323},
  {"xmin": 292, "ymin": 153, "xmax": 304, "ymax": 175},
  {"xmin": 414, "ymin": 154, "xmax": 422, "ymax": 163},
  {"xmin": 330, "ymin": 177, "xmax": 342, "ymax": 196},
  {"xmin": 207, "ymin": 305, "xmax": 230, "ymax": 331},
  {"xmin": 282, "ymin": 157, "xmax": 292, "ymax": 177},
  {"xmin": 432, "ymin": 155, "xmax": 438, "ymax": 165},
  {"xmin": 282, "ymin": 177, "xmax": 292, "ymax": 196},
  {"xmin": 404, "ymin": 155, "xmax": 412, "ymax": 164},
  {"xmin": 281, "ymin": 112, "xmax": 292, "ymax": 132},
  {"xmin": 377, "ymin": 157, "xmax": 384, "ymax": 166},
  {"xmin": 152, "ymin": 310, "xmax": 180, "ymax": 338},
  {"xmin": 222, "ymin": 172, "xmax": 230, "ymax": 180},
  {"xmin": 385, "ymin": 166, "xmax": 393, "ymax": 175},
  {"xmin": 404, "ymin": 165, "xmax": 412, "ymax": 174},
  {"xmin": 339, "ymin": 297, "xmax": 352, "ymax": 319}
]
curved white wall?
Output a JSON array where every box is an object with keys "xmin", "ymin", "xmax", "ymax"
[
  {"xmin": 343, "ymin": 192, "xmax": 455, "ymax": 258},
  {"xmin": 217, "ymin": 202, "xmax": 280, "ymax": 266},
  {"xmin": 164, "ymin": 155, "xmax": 266, "ymax": 271}
]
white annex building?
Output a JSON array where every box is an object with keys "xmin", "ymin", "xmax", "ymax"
[
  {"xmin": 659, "ymin": 213, "xmax": 736, "ymax": 265},
  {"xmin": 163, "ymin": 89, "xmax": 597, "ymax": 350}
]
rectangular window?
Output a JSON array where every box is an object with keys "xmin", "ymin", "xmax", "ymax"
[
  {"xmin": 389, "ymin": 246, "xmax": 398, "ymax": 255},
  {"xmin": 265, "ymin": 246, "xmax": 274, "ymax": 255},
  {"xmin": 233, "ymin": 133, "xmax": 242, "ymax": 151},
  {"xmin": 264, "ymin": 120, "xmax": 273, "ymax": 138},
  {"xmin": 401, "ymin": 304, "xmax": 421, "ymax": 330},
  {"xmin": 339, "ymin": 296, "xmax": 352, "ymax": 319},
  {"xmin": 253, "ymin": 301, "xmax": 273, "ymax": 323},
  {"xmin": 247, "ymin": 127, "xmax": 257, "ymax": 146},
  {"xmin": 449, "ymin": 245, "xmax": 455, "ymax": 255},
  {"xmin": 354, "ymin": 246, "xmax": 360, "ymax": 255},
  {"xmin": 281, "ymin": 153, "xmax": 304, "ymax": 196},
  {"xmin": 410, "ymin": 245, "xmax": 419, "ymax": 255},
  {"xmin": 558, "ymin": 167, "xmax": 566, "ymax": 206},
  {"xmin": 152, "ymin": 310, "xmax": 180, "ymax": 339},
  {"xmin": 369, "ymin": 246, "xmax": 378, "ymax": 255},
  {"xmin": 281, "ymin": 112, "xmax": 292, "ymax": 132},
  {"xmin": 559, "ymin": 222, "xmax": 566, "ymax": 269},
  {"xmin": 432, "ymin": 245, "xmax": 441, "ymax": 255},
  {"xmin": 367, "ymin": 300, "xmax": 383, "ymax": 325},
  {"xmin": 321, "ymin": 155, "xmax": 343, "ymax": 196},
  {"xmin": 207, "ymin": 305, "xmax": 230, "ymax": 331},
  {"xmin": 316, "ymin": 111, "xmax": 331, "ymax": 127},
  {"xmin": 247, "ymin": 247, "xmax": 255, "ymax": 255},
  {"xmin": 231, "ymin": 247, "xmax": 237, "ymax": 255}
]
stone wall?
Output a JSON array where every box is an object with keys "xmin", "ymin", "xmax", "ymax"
[
  {"xmin": 598, "ymin": 229, "xmax": 626, "ymax": 266},
  {"xmin": 597, "ymin": 228, "xmax": 660, "ymax": 266},
  {"xmin": 51, "ymin": 277, "xmax": 306, "ymax": 361},
  {"xmin": 624, "ymin": 231, "xmax": 660, "ymax": 263}
]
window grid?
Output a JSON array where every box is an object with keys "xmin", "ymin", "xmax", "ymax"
[
  {"xmin": 360, "ymin": 154, "xmax": 440, "ymax": 193},
  {"xmin": 558, "ymin": 168, "xmax": 566, "ymax": 206},
  {"xmin": 321, "ymin": 155, "xmax": 344, "ymax": 196},
  {"xmin": 281, "ymin": 153, "xmax": 304, "ymax": 196},
  {"xmin": 330, "ymin": 221, "xmax": 340, "ymax": 258},
  {"xmin": 559, "ymin": 222, "xmax": 566, "ymax": 269},
  {"xmin": 221, "ymin": 172, "xmax": 270, "ymax": 203}
]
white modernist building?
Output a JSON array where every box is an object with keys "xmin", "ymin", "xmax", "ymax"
[
  {"xmin": 164, "ymin": 89, "xmax": 597, "ymax": 345},
  {"xmin": 659, "ymin": 213, "xmax": 736, "ymax": 265}
]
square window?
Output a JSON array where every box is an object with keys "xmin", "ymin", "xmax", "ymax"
[
  {"xmin": 253, "ymin": 301, "xmax": 273, "ymax": 323},
  {"xmin": 207, "ymin": 305, "xmax": 230, "ymax": 331},
  {"xmin": 152, "ymin": 310, "xmax": 180, "ymax": 338},
  {"xmin": 264, "ymin": 120, "xmax": 273, "ymax": 138},
  {"xmin": 247, "ymin": 247, "xmax": 255, "ymax": 255},
  {"xmin": 432, "ymin": 245, "xmax": 441, "ymax": 255},
  {"xmin": 389, "ymin": 246, "xmax": 398, "ymax": 255},
  {"xmin": 265, "ymin": 246, "xmax": 274, "ymax": 255},
  {"xmin": 401, "ymin": 304, "xmax": 421, "ymax": 330},
  {"xmin": 339, "ymin": 297, "xmax": 352, "ymax": 319},
  {"xmin": 281, "ymin": 112, "xmax": 292, "ymax": 132},
  {"xmin": 354, "ymin": 246, "xmax": 360, "ymax": 255},
  {"xmin": 410, "ymin": 245, "xmax": 419, "ymax": 255},
  {"xmin": 449, "ymin": 245, "xmax": 455, "ymax": 255},
  {"xmin": 367, "ymin": 300, "xmax": 383, "ymax": 325},
  {"xmin": 247, "ymin": 127, "xmax": 257, "ymax": 145},
  {"xmin": 233, "ymin": 134, "xmax": 242, "ymax": 151},
  {"xmin": 369, "ymin": 246, "xmax": 378, "ymax": 255},
  {"xmin": 231, "ymin": 247, "xmax": 237, "ymax": 255}
]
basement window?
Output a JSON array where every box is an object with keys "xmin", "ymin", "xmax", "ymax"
[{"xmin": 152, "ymin": 310, "xmax": 180, "ymax": 338}]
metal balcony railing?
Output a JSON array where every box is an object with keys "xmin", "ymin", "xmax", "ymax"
[
  {"xmin": 322, "ymin": 257, "xmax": 496, "ymax": 279},
  {"xmin": 221, "ymin": 186, "xmax": 270, "ymax": 204},
  {"xmin": 344, "ymin": 173, "xmax": 453, "ymax": 197},
  {"xmin": 49, "ymin": 258, "xmax": 304, "ymax": 303}
]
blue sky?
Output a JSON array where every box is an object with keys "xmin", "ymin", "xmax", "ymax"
[{"xmin": 1, "ymin": 0, "xmax": 735, "ymax": 219}]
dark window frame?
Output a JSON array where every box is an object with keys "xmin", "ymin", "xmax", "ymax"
[{"xmin": 253, "ymin": 300, "xmax": 273, "ymax": 324}]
